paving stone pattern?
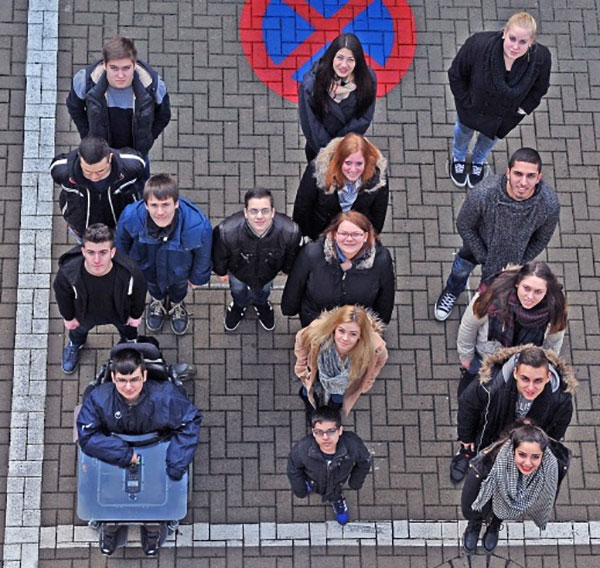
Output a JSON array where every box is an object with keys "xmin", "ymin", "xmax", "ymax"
[{"xmin": 14, "ymin": 0, "xmax": 600, "ymax": 564}]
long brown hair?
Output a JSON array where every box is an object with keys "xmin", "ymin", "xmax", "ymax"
[
  {"xmin": 474, "ymin": 262, "xmax": 567, "ymax": 333},
  {"xmin": 323, "ymin": 211, "xmax": 377, "ymax": 257},
  {"xmin": 304, "ymin": 305, "xmax": 382, "ymax": 383},
  {"xmin": 325, "ymin": 133, "xmax": 380, "ymax": 189}
]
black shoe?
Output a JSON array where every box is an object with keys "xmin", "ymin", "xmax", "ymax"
[
  {"xmin": 434, "ymin": 289, "xmax": 458, "ymax": 321},
  {"xmin": 146, "ymin": 297, "xmax": 167, "ymax": 332},
  {"xmin": 482, "ymin": 516, "xmax": 503, "ymax": 552},
  {"xmin": 254, "ymin": 301, "xmax": 275, "ymax": 331},
  {"xmin": 169, "ymin": 301, "xmax": 189, "ymax": 335},
  {"xmin": 224, "ymin": 302, "xmax": 246, "ymax": 331},
  {"xmin": 141, "ymin": 523, "xmax": 168, "ymax": 556},
  {"xmin": 450, "ymin": 445, "xmax": 474, "ymax": 483},
  {"xmin": 62, "ymin": 341, "xmax": 84, "ymax": 374},
  {"xmin": 450, "ymin": 159, "xmax": 468, "ymax": 187},
  {"xmin": 468, "ymin": 163, "xmax": 485, "ymax": 188},
  {"xmin": 463, "ymin": 520, "xmax": 482, "ymax": 553},
  {"xmin": 99, "ymin": 525, "xmax": 128, "ymax": 556}
]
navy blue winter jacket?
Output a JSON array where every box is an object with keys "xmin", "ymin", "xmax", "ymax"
[
  {"xmin": 115, "ymin": 197, "xmax": 212, "ymax": 292},
  {"xmin": 77, "ymin": 380, "xmax": 202, "ymax": 480}
]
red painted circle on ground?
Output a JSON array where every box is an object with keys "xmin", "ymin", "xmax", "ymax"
[{"xmin": 240, "ymin": 0, "xmax": 417, "ymax": 102}]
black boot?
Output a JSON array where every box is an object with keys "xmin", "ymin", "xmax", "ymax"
[
  {"xmin": 482, "ymin": 515, "xmax": 503, "ymax": 553},
  {"xmin": 298, "ymin": 387, "xmax": 313, "ymax": 428},
  {"xmin": 463, "ymin": 520, "xmax": 482, "ymax": 553}
]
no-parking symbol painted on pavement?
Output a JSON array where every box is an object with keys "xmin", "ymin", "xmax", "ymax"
[{"xmin": 240, "ymin": 0, "xmax": 417, "ymax": 102}]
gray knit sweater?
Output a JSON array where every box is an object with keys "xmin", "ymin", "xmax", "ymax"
[{"xmin": 456, "ymin": 174, "xmax": 560, "ymax": 281}]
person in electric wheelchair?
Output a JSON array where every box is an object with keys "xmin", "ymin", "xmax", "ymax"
[{"xmin": 76, "ymin": 341, "xmax": 201, "ymax": 556}]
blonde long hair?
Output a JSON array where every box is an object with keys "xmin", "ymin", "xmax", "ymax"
[{"xmin": 304, "ymin": 305, "xmax": 383, "ymax": 383}]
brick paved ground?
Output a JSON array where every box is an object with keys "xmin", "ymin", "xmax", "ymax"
[
  {"xmin": 0, "ymin": 0, "xmax": 27, "ymax": 560},
  {"xmin": 1, "ymin": 0, "xmax": 600, "ymax": 564}
]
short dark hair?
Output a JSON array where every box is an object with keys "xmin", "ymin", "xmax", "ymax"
[
  {"xmin": 102, "ymin": 36, "xmax": 137, "ymax": 63},
  {"xmin": 82, "ymin": 223, "xmax": 114, "ymax": 246},
  {"xmin": 508, "ymin": 147, "xmax": 542, "ymax": 172},
  {"xmin": 78, "ymin": 136, "xmax": 111, "ymax": 165},
  {"xmin": 244, "ymin": 187, "xmax": 274, "ymax": 208},
  {"xmin": 311, "ymin": 406, "xmax": 342, "ymax": 429},
  {"xmin": 143, "ymin": 173, "xmax": 179, "ymax": 203},
  {"xmin": 515, "ymin": 346, "xmax": 549, "ymax": 373},
  {"xmin": 112, "ymin": 348, "xmax": 146, "ymax": 376},
  {"xmin": 510, "ymin": 423, "xmax": 549, "ymax": 453}
]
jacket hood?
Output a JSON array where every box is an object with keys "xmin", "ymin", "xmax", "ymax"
[
  {"xmin": 313, "ymin": 136, "xmax": 388, "ymax": 194},
  {"xmin": 322, "ymin": 235, "xmax": 376, "ymax": 270},
  {"xmin": 90, "ymin": 60, "xmax": 153, "ymax": 88},
  {"xmin": 478, "ymin": 344, "xmax": 578, "ymax": 395}
]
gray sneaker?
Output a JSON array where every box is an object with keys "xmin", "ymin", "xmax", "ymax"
[{"xmin": 434, "ymin": 290, "xmax": 457, "ymax": 321}]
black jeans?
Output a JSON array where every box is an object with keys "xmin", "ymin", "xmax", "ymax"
[{"xmin": 69, "ymin": 316, "xmax": 137, "ymax": 346}]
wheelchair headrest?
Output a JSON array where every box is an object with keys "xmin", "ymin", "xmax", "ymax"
[{"xmin": 110, "ymin": 341, "xmax": 161, "ymax": 361}]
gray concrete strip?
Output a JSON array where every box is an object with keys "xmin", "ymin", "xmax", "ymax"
[
  {"xmin": 3, "ymin": 0, "xmax": 58, "ymax": 566},
  {"xmin": 38, "ymin": 520, "xmax": 600, "ymax": 549}
]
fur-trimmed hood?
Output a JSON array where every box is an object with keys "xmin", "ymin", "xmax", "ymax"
[
  {"xmin": 313, "ymin": 136, "xmax": 388, "ymax": 195},
  {"xmin": 322, "ymin": 235, "xmax": 376, "ymax": 270},
  {"xmin": 478, "ymin": 344, "xmax": 578, "ymax": 395}
]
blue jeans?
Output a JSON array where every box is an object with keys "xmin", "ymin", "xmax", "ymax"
[
  {"xmin": 147, "ymin": 280, "xmax": 188, "ymax": 304},
  {"xmin": 453, "ymin": 118, "xmax": 498, "ymax": 164},
  {"xmin": 445, "ymin": 246, "xmax": 478, "ymax": 297},
  {"xmin": 228, "ymin": 273, "xmax": 272, "ymax": 307}
]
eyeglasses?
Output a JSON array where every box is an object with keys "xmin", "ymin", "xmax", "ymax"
[
  {"xmin": 115, "ymin": 377, "xmax": 142, "ymax": 386},
  {"xmin": 247, "ymin": 208, "xmax": 272, "ymax": 217},
  {"xmin": 337, "ymin": 231, "xmax": 364, "ymax": 240},
  {"xmin": 312, "ymin": 428, "xmax": 339, "ymax": 437}
]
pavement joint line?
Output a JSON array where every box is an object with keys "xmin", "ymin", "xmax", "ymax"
[
  {"xmin": 4, "ymin": 0, "xmax": 59, "ymax": 566},
  {"xmin": 39, "ymin": 521, "xmax": 600, "ymax": 549}
]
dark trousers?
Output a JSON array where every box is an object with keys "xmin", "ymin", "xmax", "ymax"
[
  {"xmin": 69, "ymin": 316, "xmax": 137, "ymax": 346},
  {"xmin": 147, "ymin": 280, "xmax": 189, "ymax": 304},
  {"xmin": 445, "ymin": 246, "xmax": 478, "ymax": 297}
]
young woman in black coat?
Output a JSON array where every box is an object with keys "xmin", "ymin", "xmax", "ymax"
[
  {"xmin": 293, "ymin": 133, "xmax": 389, "ymax": 240},
  {"xmin": 281, "ymin": 211, "xmax": 395, "ymax": 327},
  {"xmin": 448, "ymin": 12, "xmax": 551, "ymax": 188},
  {"xmin": 461, "ymin": 423, "xmax": 570, "ymax": 554},
  {"xmin": 298, "ymin": 33, "xmax": 377, "ymax": 162}
]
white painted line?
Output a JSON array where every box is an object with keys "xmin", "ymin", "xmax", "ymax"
[
  {"xmin": 3, "ymin": 1, "xmax": 59, "ymax": 567},
  {"xmin": 39, "ymin": 520, "xmax": 600, "ymax": 549}
]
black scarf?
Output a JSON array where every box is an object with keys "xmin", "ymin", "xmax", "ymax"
[
  {"xmin": 485, "ymin": 31, "xmax": 539, "ymax": 100},
  {"xmin": 487, "ymin": 291, "xmax": 550, "ymax": 347}
]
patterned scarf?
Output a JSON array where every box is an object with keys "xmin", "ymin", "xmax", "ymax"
[
  {"xmin": 317, "ymin": 342, "xmax": 350, "ymax": 403},
  {"xmin": 329, "ymin": 75, "xmax": 357, "ymax": 103},
  {"xmin": 487, "ymin": 291, "xmax": 550, "ymax": 347},
  {"xmin": 337, "ymin": 178, "xmax": 362, "ymax": 211},
  {"xmin": 485, "ymin": 31, "xmax": 539, "ymax": 100},
  {"xmin": 472, "ymin": 440, "xmax": 558, "ymax": 529}
]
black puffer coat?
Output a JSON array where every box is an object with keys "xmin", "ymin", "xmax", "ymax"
[
  {"xmin": 293, "ymin": 136, "xmax": 389, "ymax": 239},
  {"xmin": 449, "ymin": 31, "xmax": 551, "ymax": 139},
  {"xmin": 287, "ymin": 431, "xmax": 372, "ymax": 501},
  {"xmin": 51, "ymin": 147, "xmax": 145, "ymax": 236},
  {"xmin": 457, "ymin": 345, "xmax": 577, "ymax": 451},
  {"xmin": 281, "ymin": 235, "xmax": 395, "ymax": 326},
  {"xmin": 212, "ymin": 211, "xmax": 301, "ymax": 288}
]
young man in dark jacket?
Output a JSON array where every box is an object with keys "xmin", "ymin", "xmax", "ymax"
[
  {"xmin": 77, "ymin": 346, "xmax": 202, "ymax": 555},
  {"xmin": 50, "ymin": 136, "xmax": 146, "ymax": 239},
  {"xmin": 66, "ymin": 36, "xmax": 171, "ymax": 192},
  {"xmin": 115, "ymin": 174, "xmax": 212, "ymax": 335},
  {"xmin": 287, "ymin": 406, "xmax": 372, "ymax": 525},
  {"xmin": 434, "ymin": 147, "xmax": 560, "ymax": 321},
  {"xmin": 212, "ymin": 188, "xmax": 301, "ymax": 331},
  {"xmin": 451, "ymin": 345, "xmax": 577, "ymax": 483},
  {"xmin": 53, "ymin": 224, "xmax": 147, "ymax": 374}
]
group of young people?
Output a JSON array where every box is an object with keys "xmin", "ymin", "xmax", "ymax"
[{"xmin": 50, "ymin": 10, "xmax": 578, "ymax": 549}]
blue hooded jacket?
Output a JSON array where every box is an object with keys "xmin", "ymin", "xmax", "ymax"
[
  {"xmin": 115, "ymin": 197, "xmax": 212, "ymax": 292},
  {"xmin": 77, "ymin": 380, "xmax": 202, "ymax": 480}
]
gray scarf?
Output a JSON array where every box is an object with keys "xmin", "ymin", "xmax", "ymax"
[
  {"xmin": 317, "ymin": 342, "xmax": 350, "ymax": 402},
  {"xmin": 472, "ymin": 440, "xmax": 558, "ymax": 529}
]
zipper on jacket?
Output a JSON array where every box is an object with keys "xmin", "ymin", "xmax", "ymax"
[
  {"xmin": 86, "ymin": 188, "xmax": 91, "ymax": 229},
  {"xmin": 108, "ymin": 187, "xmax": 117, "ymax": 224}
]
